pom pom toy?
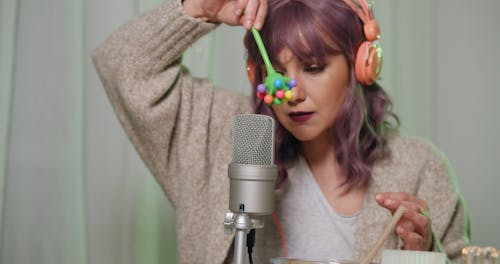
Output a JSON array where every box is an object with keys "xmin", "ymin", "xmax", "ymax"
[{"xmin": 251, "ymin": 27, "xmax": 297, "ymax": 106}]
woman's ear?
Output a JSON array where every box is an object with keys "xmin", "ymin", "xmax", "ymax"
[{"xmin": 245, "ymin": 59, "xmax": 257, "ymax": 86}]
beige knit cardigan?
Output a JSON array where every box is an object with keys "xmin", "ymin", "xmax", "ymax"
[{"xmin": 92, "ymin": 1, "xmax": 470, "ymax": 263}]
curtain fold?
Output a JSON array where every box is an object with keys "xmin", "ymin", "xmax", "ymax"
[
  {"xmin": 0, "ymin": 0, "xmax": 87, "ymax": 263},
  {"xmin": 375, "ymin": 0, "xmax": 435, "ymax": 139},
  {"xmin": 85, "ymin": 0, "xmax": 178, "ymax": 263},
  {"xmin": 0, "ymin": 0, "xmax": 19, "ymax": 244}
]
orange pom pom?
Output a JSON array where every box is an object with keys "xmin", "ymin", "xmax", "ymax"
[{"xmin": 264, "ymin": 95, "xmax": 274, "ymax": 105}]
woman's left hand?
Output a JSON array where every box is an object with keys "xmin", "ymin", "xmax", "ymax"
[{"xmin": 375, "ymin": 192, "xmax": 432, "ymax": 251}]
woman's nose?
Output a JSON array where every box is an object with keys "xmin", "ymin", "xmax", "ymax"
[{"xmin": 288, "ymin": 81, "xmax": 305, "ymax": 105}]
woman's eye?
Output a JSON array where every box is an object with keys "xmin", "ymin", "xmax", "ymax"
[{"xmin": 304, "ymin": 65, "xmax": 325, "ymax": 74}]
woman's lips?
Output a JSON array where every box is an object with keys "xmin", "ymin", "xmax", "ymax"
[{"xmin": 289, "ymin": 112, "xmax": 314, "ymax": 122}]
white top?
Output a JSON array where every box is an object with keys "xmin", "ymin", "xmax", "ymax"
[{"xmin": 278, "ymin": 156, "xmax": 359, "ymax": 261}]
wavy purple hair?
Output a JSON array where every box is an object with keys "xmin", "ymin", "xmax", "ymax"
[{"xmin": 243, "ymin": 0, "xmax": 399, "ymax": 188}]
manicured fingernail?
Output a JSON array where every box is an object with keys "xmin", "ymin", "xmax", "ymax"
[
  {"xmin": 397, "ymin": 226, "xmax": 405, "ymax": 234},
  {"xmin": 245, "ymin": 19, "xmax": 252, "ymax": 28},
  {"xmin": 375, "ymin": 194, "xmax": 382, "ymax": 200},
  {"xmin": 385, "ymin": 199, "xmax": 393, "ymax": 206},
  {"xmin": 234, "ymin": 8, "xmax": 242, "ymax": 15},
  {"xmin": 254, "ymin": 21, "xmax": 261, "ymax": 30}
]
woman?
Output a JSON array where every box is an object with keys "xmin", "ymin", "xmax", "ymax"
[{"xmin": 92, "ymin": 0, "xmax": 470, "ymax": 263}]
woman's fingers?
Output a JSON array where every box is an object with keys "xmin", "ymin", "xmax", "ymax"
[
  {"xmin": 376, "ymin": 193, "xmax": 427, "ymax": 213},
  {"xmin": 397, "ymin": 226, "xmax": 429, "ymax": 250},
  {"xmin": 375, "ymin": 192, "xmax": 432, "ymax": 251},
  {"xmin": 235, "ymin": 0, "xmax": 267, "ymax": 29},
  {"xmin": 253, "ymin": 0, "xmax": 267, "ymax": 29},
  {"xmin": 397, "ymin": 219, "xmax": 415, "ymax": 233},
  {"xmin": 397, "ymin": 209, "xmax": 432, "ymax": 250},
  {"xmin": 234, "ymin": 0, "xmax": 246, "ymax": 16},
  {"xmin": 377, "ymin": 192, "xmax": 425, "ymax": 207},
  {"xmin": 403, "ymin": 207, "xmax": 431, "ymax": 236},
  {"xmin": 242, "ymin": 0, "xmax": 259, "ymax": 29}
]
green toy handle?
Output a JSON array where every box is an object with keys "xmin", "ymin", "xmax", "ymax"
[{"xmin": 251, "ymin": 27, "xmax": 276, "ymax": 75}]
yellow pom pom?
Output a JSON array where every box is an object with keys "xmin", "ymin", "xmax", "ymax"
[{"xmin": 284, "ymin": 90, "xmax": 293, "ymax": 100}]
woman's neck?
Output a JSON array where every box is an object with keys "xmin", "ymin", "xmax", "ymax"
[
  {"xmin": 300, "ymin": 130, "xmax": 344, "ymax": 184},
  {"xmin": 300, "ymin": 129, "xmax": 337, "ymax": 170},
  {"xmin": 301, "ymin": 136, "xmax": 335, "ymax": 168},
  {"xmin": 300, "ymin": 131, "xmax": 366, "ymax": 214}
]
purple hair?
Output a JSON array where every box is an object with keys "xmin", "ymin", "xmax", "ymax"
[{"xmin": 244, "ymin": 0, "xmax": 399, "ymax": 188}]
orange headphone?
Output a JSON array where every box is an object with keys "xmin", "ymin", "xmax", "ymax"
[{"xmin": 341, "ymin": 0, "xmax": 383, "ymax": 85}]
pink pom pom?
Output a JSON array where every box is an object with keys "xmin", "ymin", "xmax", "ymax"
[{"xmin": 275, "ymin": 89, "xmax": 285, "ymax": 99}]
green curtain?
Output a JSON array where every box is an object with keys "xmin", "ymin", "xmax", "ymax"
[{"xmin": 0, "ymin": 0, "xmax": 18, "ymax": 250}]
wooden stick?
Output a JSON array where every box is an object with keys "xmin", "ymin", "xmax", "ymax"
[{"xmin": 360, "ymin": 205, "xmax": 408, "ymax": 264}]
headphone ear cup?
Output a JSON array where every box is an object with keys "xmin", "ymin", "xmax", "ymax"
[
  {"xmin": 355, "ymin": 41, "xmax": 381, "ymax": 85},
  {"xmin": 354, "ymin": 41, "xmax": 370, "ymax": 85}
]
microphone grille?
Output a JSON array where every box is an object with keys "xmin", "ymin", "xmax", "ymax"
[{"xmin": 232, "ymin": 114, "xmax": 275, "ymax": 165}]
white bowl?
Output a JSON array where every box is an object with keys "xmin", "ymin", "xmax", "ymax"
[
  {"xmin": 381, "ymin": 250, "xmax": 446, "ymax": 264},
  {"xmin": 270, "ymin": 257, "xmax": 362, "ymax": 264}
]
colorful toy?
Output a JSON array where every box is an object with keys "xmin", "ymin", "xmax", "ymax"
[{"xmin": 251, "ymin": 27, "xmax": 297, "ymax": 105}]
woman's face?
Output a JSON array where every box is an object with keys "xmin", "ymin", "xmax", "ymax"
[{"xmin": 270, "ymin": 47, "xmax": 350, "ymax": 143}]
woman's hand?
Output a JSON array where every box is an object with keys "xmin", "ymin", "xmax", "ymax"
[
  {"xmin": 182, "ymin": 0, "xmax": 267, "ymax": 30},
  {"xmin": 375, "ymin": 192, "xmax": 433, "ymax": 251}
]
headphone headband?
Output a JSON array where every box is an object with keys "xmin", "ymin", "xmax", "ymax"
[{"xmin": 341, "ymin": 0, "xmax": 373, "ymax": 24}]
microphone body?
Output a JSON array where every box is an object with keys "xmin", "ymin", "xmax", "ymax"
[
  {"xmin": 224, "ymin": 114, "xmax": 278, "ymax": 264},
  {"xmin": 228, "ymin": 114, "xmax": 277, "ymax": 216},
  {"xmin": 228, "ymin": 163, "xmax": 276, "ymax": 215}
]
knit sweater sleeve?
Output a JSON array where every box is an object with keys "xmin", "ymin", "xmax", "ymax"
[
  {"xmin": 415, "ymin": 141, "xmax": 471, "ymax": 262},
  {"xmin": 91, "ymin": 1, "xmax": 252, "ymax": 207}
]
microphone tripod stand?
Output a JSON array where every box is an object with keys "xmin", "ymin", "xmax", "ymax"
[
  {"xmin": 224, "ymin": 162, "xmax": 277, "ymax": 264},
  {"xmin": 224, "ymin": 211, "xmax": 264, "ymax": 264}
]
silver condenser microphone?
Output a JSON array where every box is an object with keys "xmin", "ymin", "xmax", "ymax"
[{"xmin": 224, "ymin": 114, "xmax": 278, "ymax": 264}]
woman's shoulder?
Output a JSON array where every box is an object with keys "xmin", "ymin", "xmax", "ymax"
[
  {"xmin": 372, "ymin": 134, "xmax": 460, "ymax": 205},
  {"xmin": 376, "ymin": 133, "xmax": 454, "ymax": 183},
  {"xmin": 384, "ymin": 133, "xmax": 447, "ymax": 165}
]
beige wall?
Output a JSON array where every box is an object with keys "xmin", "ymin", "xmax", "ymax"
[{"xmin": 435, "ymin": 0, "xmax": 500, "ymax": 247}]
